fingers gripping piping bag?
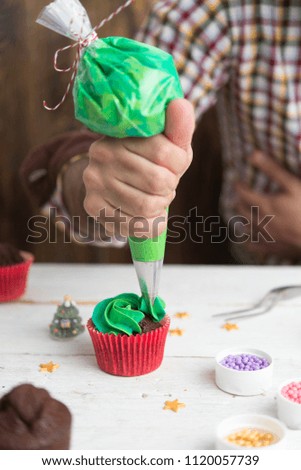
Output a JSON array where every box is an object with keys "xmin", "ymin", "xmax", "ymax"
[{"xmin": 37, "ymin": 0, "xmax": 183, "ymax": 312}]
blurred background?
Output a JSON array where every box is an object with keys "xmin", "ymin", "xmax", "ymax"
[{"xmin": 0, "ymin": 0, "xmax": 232, "ymax": 264}]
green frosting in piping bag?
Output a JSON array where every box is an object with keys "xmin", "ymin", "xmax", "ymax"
[
  {"xmin": 92, "ymin": 293, "xmax": 166, "ymax": 336},
  {"xmin": 74, "ymin": 37, "xmax": 183, "ymax": 137}
]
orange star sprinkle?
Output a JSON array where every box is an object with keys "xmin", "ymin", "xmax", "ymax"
[
  {"xmin": 222, "ymin": 322, "xmax": 239, "ymax": 331},
  {"xmin": 39, "ymin": 361, "xmax": 60, "ymax": 373},
  {"xmin": 174, "ymin": 312, "xmax": 190, "ymax": 319},
  {"xmin": 169, "ymin": 328, "xmax": 185, "ymax": 336},
  {"xmin": 163, "ymin": 399, "xmax": 186, "ymax": 413}
]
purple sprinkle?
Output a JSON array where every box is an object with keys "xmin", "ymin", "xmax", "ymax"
[{"xmin": 220, "ymin": 353, "xmax": 270, "ymax": 371}]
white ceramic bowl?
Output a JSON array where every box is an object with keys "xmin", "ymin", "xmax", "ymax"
[
  {"xmin": 215, "ymin": 347, "xmax": 273, "ymax": 396},
  {"xmin": 216, "ymin": 414, "xmax": 287, "ymax": 450},
  {"xmin": 277, "ymin": 378, "xmax": 301, "ymax": 430}
]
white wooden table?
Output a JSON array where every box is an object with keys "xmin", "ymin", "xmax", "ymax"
[{"xmin": 1, "ymin": 264, "xmax": 301, "ymax": 450}]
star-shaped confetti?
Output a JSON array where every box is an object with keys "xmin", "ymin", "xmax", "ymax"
[
  {"xmin": 169, "ymin": 328, "xmax": 185, "ymax": 336},
  {"xmin": 163, "ymin": 399, "xmax": 186, "ymax": 412},
  {"xmin": 174, "ymin": 312, "xmax": 190, "ymax": 319},
  {"xmin": 222, "ymin": 322, "xmax": 239, "ymax": 331},
  {"xmin": 39, "ymin": 361, "xmax": 60, "ymax": 373}
]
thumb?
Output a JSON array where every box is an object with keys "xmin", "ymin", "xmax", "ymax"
[{"xmin": 164, "ymin": 98, "xmax": 195, "ymax": 151}]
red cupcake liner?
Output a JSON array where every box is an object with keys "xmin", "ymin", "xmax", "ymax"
[
  {"xmin": 0, "ymin": 251, "xmax": 33, "ymax": 302},
  {"xmin": 87, "ymin": 315, "xmax": 170, "ymax": 377}
]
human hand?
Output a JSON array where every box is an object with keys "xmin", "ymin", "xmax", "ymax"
[
  {"xmin": 235, "ymin": 151, "xmax": 301, "ymax": 260},
  {"xmin": 83, "ymin": 99, "xmax": 195, "ymax": 238}
]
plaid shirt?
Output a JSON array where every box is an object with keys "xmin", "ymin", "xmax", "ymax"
[{"xmin": 137, "ymin": 0, "xmax": 301, "ymax": 264}]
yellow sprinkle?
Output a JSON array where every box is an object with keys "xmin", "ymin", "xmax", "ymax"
[
  {"xmin": 169, "ymin": 328, "xmax": 185, "ymax": 336},
  {"xmin": 39, "ymin": 361, "xmax": 60, "ymax": 373},
  {"xmin": 222, "ymin": 322, "xmax": 239, "ymax": 331},
  {"xmin": 174, "ymin": 312, "xmax": 190, "ymax": 319},
  {"xmin": 163, "ymin": 399, "xmax": 186, "ymax": 412}
]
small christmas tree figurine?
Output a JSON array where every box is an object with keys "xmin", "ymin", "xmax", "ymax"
[{"xmin": 49, "ymin": 295, "xmax": 85, "ymax": 339}]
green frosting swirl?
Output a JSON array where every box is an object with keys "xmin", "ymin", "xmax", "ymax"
[{"xmin": 92, "ymin": 293, "xmax": 166, "ymax": 336}]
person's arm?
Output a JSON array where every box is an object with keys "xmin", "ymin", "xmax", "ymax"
[
  {"xmin": 20, "ymin": 129, "xmax": 97, "ymax": 208},
  {"xmin": 20, "ymin": 129, "xmax": 125, "ymax": 245}
]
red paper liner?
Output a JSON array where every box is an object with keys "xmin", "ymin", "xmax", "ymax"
[
  {"xmin": 0, "ymin": 251, "xmax": 33, "ymax": 302},
  {"xmin": 87, "ymin": 315, "xmax": 170, "ymax": 377}
]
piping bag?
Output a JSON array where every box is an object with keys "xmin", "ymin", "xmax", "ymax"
[{"xmin": 37, "ymin": 0, "xmax": 183, "ymax": 313}]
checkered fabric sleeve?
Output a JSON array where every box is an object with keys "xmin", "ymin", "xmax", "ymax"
[{"xmin": 136, "ymin": 0, "xmax": 232, "ymax": 120}]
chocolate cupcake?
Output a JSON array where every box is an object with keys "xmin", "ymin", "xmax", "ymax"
[
  {"xmin": 0, "ymin": 243, "xmax": 33, "ymax": 302},
  {"xmin": 0, "ymin": 384, "xmax": 72, "ymax": 450},
  {"xmin": 87, "ymin": 293, "xmax": 170, "ymax": 377},
  {"xmin": 0, "ymin": 243, "xmax": 24, "ymax": 266}
]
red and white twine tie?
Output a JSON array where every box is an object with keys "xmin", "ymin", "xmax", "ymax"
[{"xmin": 44, "ymin": 0, "xmax": 134, "ymax": 111}]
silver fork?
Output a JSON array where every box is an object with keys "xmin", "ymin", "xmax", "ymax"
[{"xmin": 212, "ymin": 285, "xmax": 301, "ymax": 321}]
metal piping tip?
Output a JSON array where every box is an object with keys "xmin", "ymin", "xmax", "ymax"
[{"xmin": 133, "ymin": 259, "xmax": 163, "ymax": 306}]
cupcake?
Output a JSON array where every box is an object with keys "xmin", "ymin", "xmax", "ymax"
[
  {"xmin": 87, "ymin": 293, "xmax": 170, "ymax": 377},
  {"xmin": 0, "ymin": 384, "xmax": 72, "ymax": 449},
  {"xmin": 0, "ymin": 243, "xmax": 33, "ymax": 302}
]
